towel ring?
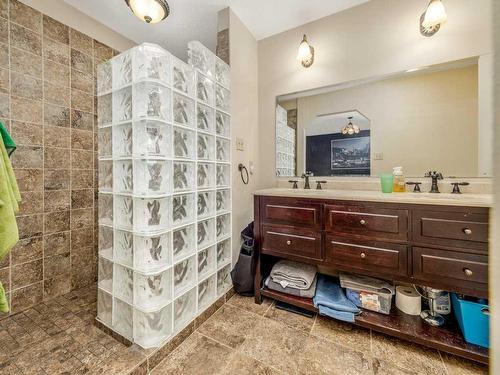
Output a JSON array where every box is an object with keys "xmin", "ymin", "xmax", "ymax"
[{"xmin": 238, "ymin": 163, "xmax": 249, "ymax": 185}]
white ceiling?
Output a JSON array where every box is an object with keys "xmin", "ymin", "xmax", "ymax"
[{"xmin": 64, "ymin": 0, "xmax": 368, "ymax": 58}]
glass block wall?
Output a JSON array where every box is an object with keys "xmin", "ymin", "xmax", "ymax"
[
  {"xmin": 96, "ymin": 42, "xmax": 232, "ymax": 348},
  {"xmin": 276, "ymin": 104, "xmax": 296, "ymax": 177}
]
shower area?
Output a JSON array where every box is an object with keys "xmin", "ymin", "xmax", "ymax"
[{"xmin": 96, "ymin": 41, "xmax": 232, "ymax": 348}]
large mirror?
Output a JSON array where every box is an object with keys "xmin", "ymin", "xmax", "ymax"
[{"xmin": 276, "ymin": 57, "xmax": 490, "ymax": 178}]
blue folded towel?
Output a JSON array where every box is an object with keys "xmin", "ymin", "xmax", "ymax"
[{"xmin": 313, "ymin": 274, "xmax": 360, "ymax": 323}]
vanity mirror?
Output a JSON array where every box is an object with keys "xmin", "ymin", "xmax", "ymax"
[{"xmin": 276, "ymin": 57, "xmax": 491, "ymax": 178}]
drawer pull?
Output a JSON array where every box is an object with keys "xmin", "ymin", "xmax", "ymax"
[
  {"xmin": 463, "ymin": 228, "xmax": 472, "ymax": 235},
  {"xmin": 463, "ymin": 268, "xmax": 473, "ymax": 277},
  {"xmin": 360, "ymin": 252, "xmax": 366, "ymax": 259},
  {"xmin": 359, "ymin": 219, "xmax": 366, "ymax": 226},
  {"xmin": 286, "ymin": 240, "xmax": 292, "ymax": 245}
]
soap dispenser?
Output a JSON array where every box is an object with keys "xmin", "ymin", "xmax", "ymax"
[{"xmin": 393, "ymin": 167, "xmax": 406, "ymax": 192}]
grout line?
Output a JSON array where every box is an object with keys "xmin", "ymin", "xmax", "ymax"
[
  {"xmin": 438, "ymin": 350, "xmax": 450, "ymax": 375},
  {"xmin": 6, "ymin": 1, "xmax": 12, "ymax": 316}
]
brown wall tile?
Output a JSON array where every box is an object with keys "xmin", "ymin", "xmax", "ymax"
[
  {"xmin": 44, "ymin": 253, "xmax": 70, "ymax": 276},
  {"xmin": 0, "ymin": 0, "xmax": 7, "ymax": 19},
  {"xmin": 44, "ymin": 147, "xmax": 70, "ymax": 169},
  {"xmin": 69, "ymin": 28, "xmax": 93, "ymax": 55},
  {"xmin": 11, "ymin": 282, "xmax": 43, "ymax": 313},
  {"xmin": 44, "ymin": 273, "xmax": 71, "ymax": 298},
  {"xmin": 0, "ymin": 17, "xmax": 8, "ymax": 44},
  {"xmin": 71, "ymin": 128, "xmax": 93, "ymax": 150},
  {"xmin": 71, "ymin": 263, "xmax": 95, "ymax": 289},
  {"xmin": 11, "ymin": 236, "xmax": 43, "ymax": 265},
  {"xmin": 18, "ymin": 191, "xmax": 43, "ymax": 215},
  {"xmin": 10, "ymin": 22, "xmax": 41, "ymax": 55},
  {"xmin": 70, "ymin": 48, "xmax": 93, "ymax": 74},
  {"xmin": 11, "ymin": 145, "xmax": 43, "ymax": 168},
  {"xmin": 9, "ymin": 0, "xmax": 42, "ymax": 33},
  {"xmin": 0, "ymin": 42, "xmax": 8, "ymax": 68},
  {"xmin": 71, "ymin": 228, "xmax": 93, "ymax": 249},
  {"xmin": 71, "ymin": 89, "xmax": 93, "ymax": 112},
  {"xmin": 14, "ymin": 168, "xmax": 43, "ymax": 191},
  {"xmin": 71, "ymin": 169, "xmax": 93, "ymax": 189},
  {"xmin": 10, "ymin": 47, "xmax": 42, "ymax": 78},
  {"xmin": 71, "ymin": 189, "xmax": 93, "ymax": 209},
  {"xmin": 11, "ymin": 72, "xmax": 42, "ymax": 100},
  {"xmin": 0, "ymin": 253, "xmax": 9, "ymax": 268},
  {"xmin": 11, "ymin": 259, "xmax": 43, "ymax": 289},
  {"xmin": 44, "ymin": 103, "xmax": 70, "ymax": 127},
  {"xmin": 71, "ymin": 69, "xmax": 93, "ymax": 93},
  {"xmin": 44, "ymin": 169, "xmax": 70, "ymax": 190},
  {"xmin": 70, "ymin": 109, "xmax": 93, "ymax": 130},
  {"xmin": 43, "ymin": 36, "xmax": 69, "ymax": 65},
  {"xmin": 93, "ymin": 40, "xmax": 113, "ymax": 61},
  {"xmin": 0, "ymin": 92, "xmax": 9, "ymax": 118},
  {"xmin": 10, "ymin": 121, "xmax": 42, "ymax": 145},
  {"xmin": 71, "ymin": 246, "xmax": 94, "ymax": 270},
  {"xmin": 43, "ymin": 81, "xmax": 70, "ymax": 106},
  {"xmin": 43, "ymin": 15, "xmax": 69, "ymax": 44},
  {"xmin": 44, "ymin": 125, "xmax": 70, "ymax": 148},
  {"xmin": 43, "ymin": 59, "xmax": 70, "ymax": 87},
  {"xmin": 70, "ymin": 208, "xmax": 93, "ymax": 229},
  {"xmin": 44, "ymin": 190, "xmax": 70, "ymax": 212},
  {"xmin": 16, "ymin": 214, "xmax": 43, "ymax": 239},
  {"xmin": 0, "ymin": 267, "xmax": 9, "ymax": 291},
  {"xmin": 0, "ymin": 66, "xmax": 9, "ymax": 92},
  {"xmin": 43, "ymin": 231, "xmax": 70, "ymax": 257},
  {"xmin": 11, "ymin": 96, "xmax": 42, "ymax": 123},
  {"xmin": 71, "ymin": 149, "xmax": 93, "ymax": 169},
  {"xmin": 44, "ymin": 210, "xmax": 70, "ymax": 234}
]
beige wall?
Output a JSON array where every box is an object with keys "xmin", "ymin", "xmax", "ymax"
[
  {"xmin": 258, "ymin": 0, "xmax": 492, "ymax": 188},
  {"xmin": 229, "ymin": 10, "xmax": 259, "ymax": 261},
  {"xmin": 19, "ymin": 0, "xmax": 135, "ymax": 51},
  {"xmin": 295, "ymin": 65, "xmax": 478, "ymax": 177}
]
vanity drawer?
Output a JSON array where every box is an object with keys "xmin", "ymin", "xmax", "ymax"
[
  {"xmin": 325, "ymin": 204, "xmax": 409, "ymax": 242},
  {"xmin": 325, "ymin": 236, "xmax": 408, "ymax": 276},
  {"xmin": 412, "ymin": 209, "xmax": 488, "ymax": 250},
  {"xmin": 261, "ymin": 197, "xmax": 322, "ymax": 229},
  {"xmin": 261, "ymin": 225, "xmax": 322, "ymax": 261},
  {"xmin": 412, "ymin": 247, "xmax": 488, "ymax": 286}
]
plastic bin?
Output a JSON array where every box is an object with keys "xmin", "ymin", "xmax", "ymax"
[
  {"xmin": 451, "ymin": 293, "xmax": 489, "ymax": 348},
  {"xmin": 346, "ymin": 288, "xmax": 392, "ymax": 315}
]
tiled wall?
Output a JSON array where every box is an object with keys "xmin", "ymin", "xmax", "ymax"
[{"xmin": 0, "ymin": 0, "xmax": 118, "ymax": 316}]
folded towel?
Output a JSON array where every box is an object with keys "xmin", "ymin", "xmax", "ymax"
[
  {"xmin": 313, "ymin": 274, "xmax": 360, "ymax": 323},
  {"xmin": 270, "ymin": 260, "xmax": 316, "ymax": 290},
  {"xmin": 339, "ymin": 272, "xmax": 395, "ymax": 295},
  {"xmin": 265, "ymin": 275, "xmax": 317, "ymax": 298}
]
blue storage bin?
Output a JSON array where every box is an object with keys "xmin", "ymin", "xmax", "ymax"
[{"xmin": 451, "ymin": 293, "xmax": 489, "ymax": 348}]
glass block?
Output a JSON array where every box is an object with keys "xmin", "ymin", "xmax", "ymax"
[
  {"xmin": 198, "ymin": 218, "xmax": 215, "ymax": 250},
  {"xmin": 216, "ymin": 213, "xmax": 231, "ymax": 240},
  {"xmin": 215, "ymin": 58, "xmax": 230, "ymax": 88},
  {"xmin": 216, "ymin": 189, "xmax": 230, "ymax": 213},
  {"xmin": 217, "ymin": 238, "xmax": 231, "ymax": 267},
  {"xmin": 97, "ymin": 60, "xmax": 112, "ymax": 95},
  {"xmin": 98, "ymin": 126, "xmax": 112, "ymax": 158},
  {"xmin": 216, "ymin": 137, "xmax": 230, "ymax": 162},
  {"xmin": 198, "ymin": 274, "xmax": 216, "ymax": 312},
  {"xmin": 174, "ymin": 287, "xmax": 196, "ymax": 331},
  {"xmin": 97, "ymin": 289, "xmax": 112, "ymax": 326},
  {"xmin": 98, "ymin": 257, "xmax": 113, "ymax": 293},
  {"xmin": 197, "ymin": 162, "xmax": 215, "ymax": 189},
  {"xmin": 134, "ymin": 44, "xmax": 171, "ymax": 85},
  {"xmin": 173, "ymin": 126, "xmax": 196, "ymax": 159},
  {"xmin": 197, "ymin": 190, "xmax": 215, "ymax": 219},
  {"xmin": 114, "ymin": 263, "xmax": 134, "ymax": 304},
  {"xmin": 98, "ymin": 93, "xmax": 112, "ymax": 126},
  {"xmin": 173, "ymin": 93, "xmax": 195, "ymax": 127},
  {"xmin": 99, "ymin": 226, "xmax": 114, "ymax": 260},
  {"xmin": 172, "ymin": 193, "xmax": 196, "ymax": 227},
  {"xmin": 113, "ymin": 51, "xmax": 132, "ymax": 89},
  {"xmin": 196, "ymin": 73, "xmax": 214, "ymax": 106},
  {"xmin": 172, "ymin": 57, "xmax": 194, "ymax": 96},
  {"xmin": 134, "ymin": 159, "xmax": 172, "ymax": 196},
  {"xmin": 197, "ymin": 133, "xmax": 215, "ymax": 161},
  {"xmin": 98, "ymin": 160, "xmax": 113, "ymax": 192},
  {"xmin": 134, "ymin": 231, "xmax": 172, "ymax": 272},
  {"xmin": 134, "ymin": 304, "xmax": 172, "ymax": 348},
  {"xmin": 134, "ymin": 268, "xmax": 172, "ymax": 311},
  {"xmin": 174, "ymin": 256, "xmax": 196, "ymax": 297},
  {"xmin": 216, "ymin": 164, "xmax": 230, "ymax": 187},
  {"xmin": 196, "ymin": 103, "xmax": 214, "ymax": 133},
  {"xmin": 114, "ymin": 229, "xmax": 133, "ymax": 268},
  {"xmin": 173, "ymin": 224, "xmax": 196, "ymax": 262},
  {"xmin": 188, "ymin": 41, "xmax": 215, "ymax": 78},
  {"xmin": 114, "ymin": 195, "xmax": 134, "ymax": 230},
  {"xmin": 133, "ymin": 81, "xmax": 172, "ymax": 122},
  {"xmin": 134, "ymin": 120, "xmax": 171, "ymax": 158},
  {"xmin": 134, "ymin": 197, "xmax": 171, "ymax": 232},
  {"xmin": 113, "ymin": 123, "xmax": 133, "ymax": 157},
  {"xmin": 217, "ymin": 264, "xmax": 232, "ymax": 296},
  {"xmin": 215, "ymin": 84, "xmax": 230, "ymax": 112},
  {"xmin": 113, "ymin": 86, "xmax": 133, "ymax": 123},
  {"xmin": 113, "ymin": 298, "xmax": 133, "ymax": 339},
  {"xmin": 114, "ymin": 160, "xmax": 133, "ymax": 194},
  {"xmin": 215, "ymin": 111, "xmax": 230, "ymax": 138},
  {"xmin": 98, "ymin": 193, "xmax": 113, "ymax": 226},
  {"xmin": 198, "ymin": 245, "xmax": 215, "ymax": 280},
  {"xmin": 173, "ymin": 161, "xmax": 196, "ymax": 192}
]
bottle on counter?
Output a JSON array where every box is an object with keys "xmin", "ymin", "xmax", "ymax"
[{"xmin": 393, "ymin": 167, "xmax": 406, "ymax": 192}]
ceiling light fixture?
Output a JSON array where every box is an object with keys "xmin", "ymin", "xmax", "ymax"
[
  {"xmin": 420, "ymin": 0, "xmax": 447, "ymax": 37},
  {"xmin": 297, "ymin": 34, "xmax": 314, "ymax": 68},
  {"xmin": 125, "ymin": 0, "xmax": 170, "ymax": 24},
  {"xmin": 342, "ymin": 116, "xmax": 360, "ymax": 135}
]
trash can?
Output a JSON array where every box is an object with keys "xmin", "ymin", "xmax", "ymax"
[{"xmin": 230, "ymin": 222, "xmax": 255, "ymax": 296}]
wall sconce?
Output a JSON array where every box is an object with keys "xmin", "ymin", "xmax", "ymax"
[
  {"xmin": 297, "ymin": 34, "xmax": 314, "ymax": 68},
  {"xmin": 420, "ymin": 0, "xmax": 447, "ymax": 37},
  {"xmin": 125, "ymin": 0, "xmax": 170, "ymax": 24}
]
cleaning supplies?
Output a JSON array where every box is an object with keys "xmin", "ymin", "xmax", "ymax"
[{"xmin": 392, "ymin": 166, "xmax": 406, "ymax": 192}]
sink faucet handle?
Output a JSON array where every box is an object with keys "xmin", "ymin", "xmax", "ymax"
[
  {"xmin": 406, "ymin": 182, "xmax": 422, "ymax": 192},
  {"xmin": 316, "ymin": 181, "xmax": 327, "ymax": 190},
  {"xmin": 288, "ymin": 180, "xmax": 299, "ymax": 189},
  {"xmin": 451, "ymin": 182, "xmax": 469, "ymax": 194}
]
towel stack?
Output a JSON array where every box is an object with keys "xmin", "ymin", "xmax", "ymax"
[{"xmin": 265, "ymin": 260, "xmax": 317, "ymax": 298}]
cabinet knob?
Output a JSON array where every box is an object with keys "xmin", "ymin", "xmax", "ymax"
[
  {"xmin": 360, "ymin": 252, "xmax": 366, "ymax": 259},
  {"xmin": 463, "ymin": 228, "xmax": 472, "ymax": 235},
  {"xmin": 286, "ymin": 240, "xmax": 292, "ymax": 245},
  {"xmin": 463, "ymin": 268, "xmax": 473, "ymax": 277},
  {"xmin": 360, "ymin": 219, "xmax": 366, "ymax": 226}
]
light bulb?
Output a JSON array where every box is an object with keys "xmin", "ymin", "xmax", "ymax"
[
  {"xmin": 297, "ymin": 37, "xmax": 312, "ymax": 62},
  {"xmin": 126, "ymin": 0, "xmax": 169, "ymax": 24},
  {"xmin": 422, "ymin": 0, "xmax": 447, "ymax": 28}
]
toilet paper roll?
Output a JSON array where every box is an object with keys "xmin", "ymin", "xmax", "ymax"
[{"xmin": 395, "ymin": 286, "xmax": 421, "ymax": 316}]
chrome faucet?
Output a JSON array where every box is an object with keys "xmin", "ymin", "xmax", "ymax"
[
  {"xmin": 425, "ymin": 171, "xmax": 443, "ymax": 193},
  {"xmin": 301, "ymin": 172, "xmax": 313, "ymax": 189}
]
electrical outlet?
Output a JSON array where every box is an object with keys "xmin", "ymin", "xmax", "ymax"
[
  {"xmin": 374, "ymin": 152, "xmax": 384, "ymax": 160},
  {"xmin": 236, "ymin": 137, "xmax": 245, "ymax": 151}
]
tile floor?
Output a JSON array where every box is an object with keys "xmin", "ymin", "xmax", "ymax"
[{"xmin": 0, "ymin": 286, "xmax": 489, "ymax": 375}]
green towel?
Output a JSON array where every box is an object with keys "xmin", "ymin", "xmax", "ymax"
[{"xmin": 0, "ymin": 122, "xmax": 16, "ymax": 157}]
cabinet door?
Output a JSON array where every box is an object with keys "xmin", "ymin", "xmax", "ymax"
[
  {"xmin": 262, "ymin": 225, "xmax": 322, "ymax": 262},
  {"xmin": 261, "ymin": 197, "xmax": 322, "ymax": 229}
]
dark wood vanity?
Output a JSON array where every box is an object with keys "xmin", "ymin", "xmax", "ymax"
[{"xmin": 253, "ymin": 193, "xmax": 490, "ymax": 363}]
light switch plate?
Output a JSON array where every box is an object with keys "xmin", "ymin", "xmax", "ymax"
[
  {"xmin": 236, "ymin": 137, "xmax": 244, "ymax": 151},
  {"xmin": 374, "ymin": 152, "xmax": 384, "ymax": 160}
]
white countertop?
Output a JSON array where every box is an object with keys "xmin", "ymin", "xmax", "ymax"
[{"xmin": 253, "ymin": 188, "xmax": 493, "ymax": 207}]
